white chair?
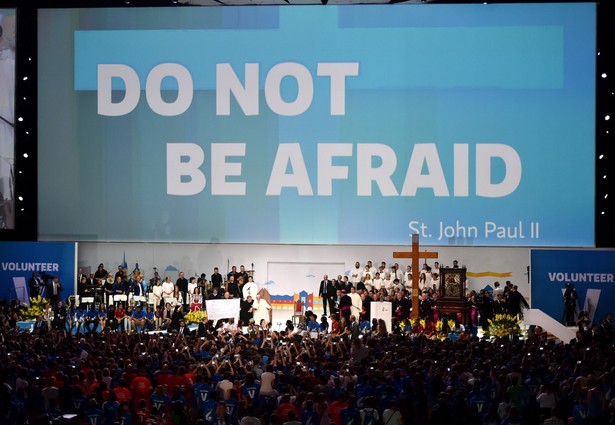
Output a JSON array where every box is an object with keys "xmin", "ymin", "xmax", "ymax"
[{"xmin": 164, "ymin": 297, "xmax": 177, "ymax": 306}]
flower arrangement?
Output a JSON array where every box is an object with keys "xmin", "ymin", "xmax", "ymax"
[
  {"xmin": 21, "ymin": 296, "xmax": 48, "ymax": 321},
  {"xmin": 484, "ymin": 314, "xmax": 525, "ymax": 339},
  {"xmin": 422, "ymin": 319, "xmax": 443, "ymax": 333},
  {"xmin": 184, "ymin": 310, "xmax": 208, "ymax": 325},
  {"xmin": 399, "ymin": 319, "xmax": 444, "ymax": 334}
]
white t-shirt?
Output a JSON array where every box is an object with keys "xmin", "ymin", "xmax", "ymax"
[
  {"xmin": 350, "ymin": 267, "xmax": 362, "ymax": 284},
  {"xmin": 217, "ymin": 379, "xmax": 233, "ymax": 399},
  {"xmin": 404, "ymin": 271, "xmax": 412, "ymax": 283},
  {"xmin": 382, "ymin": 278, "xmax": 393, "ymax": 291},
  {"xmin": 372, "ymin": 278, "xmax": 383, "ymax": 291},
  {"xmin": 162, "ymin": 281, "xmax": 174, "ymax": 297},
  {"xmin": 153, "ymin": 285, "xmax": 163, "ymax": 301}
]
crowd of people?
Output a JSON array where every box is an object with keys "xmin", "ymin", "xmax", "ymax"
[{"xmin": 0, "ymin": 259, "xmax": 612, "ymax": 425}]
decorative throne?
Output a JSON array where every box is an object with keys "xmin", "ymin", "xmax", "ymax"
[{"xmin": 437, "ymin": 267, "xmax": 468, "ymax": 323}]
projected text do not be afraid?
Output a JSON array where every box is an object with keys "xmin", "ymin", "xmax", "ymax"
[{"xmin": 97, "ymin": 61, "xmax": 522, "ymax": 198}]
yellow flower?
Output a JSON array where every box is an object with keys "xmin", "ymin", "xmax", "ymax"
[
  {"xmin": 485, "ymin": 314, "xmax": 525, "ymax": 339},
  {"xmin": 184, "ymin": 310, "xmax": 208, "ymax": 324}
]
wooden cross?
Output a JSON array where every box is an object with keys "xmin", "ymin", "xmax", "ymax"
[{"xmin": 393, "ymin": 234, "xmax": 438, "ymax": 318}]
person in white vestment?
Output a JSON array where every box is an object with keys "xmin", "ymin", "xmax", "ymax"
[
  {"xmin": 349, "ymin": 287, "xmax": 362, "ymax": 320},
  {"xmin": 253, "ymin": 292, "xmax": 272, "ymax": 328}
]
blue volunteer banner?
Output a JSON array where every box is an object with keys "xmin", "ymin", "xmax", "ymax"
[
  {"xmin": 531, "ymin": 250, "xmax": 615, "ymax": 325},
  {"xmin": 0, "ymin": 242, "xmax": 77, "ymax": 305}
]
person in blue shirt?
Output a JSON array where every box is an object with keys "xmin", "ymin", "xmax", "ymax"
[
  {"xmin": 301, "ymin": 399, "xmax": 320, "ymax": 425},
  {"xmin": 468, "ymin": 385, "xmax": 489, "ymax": 423},
  {"xmin": 131, "ymin": 305, "xmax": 145, "ymax": 332},
  {"xmin": 307, "ymin": 314, "xmax": 321, "ymax": 333},
  {"xmin": 320, "ymin": 316, "xmax": 329, "ymax": 334},
  {"xmin": 144, "ymin": 307, "xmax": 155, "ymax": 331},
  {"xmin": 193, "ymin": 375, "xmax": 215, "ymax": 412},
  {"xmin": 150, "ymin": 385, "xmax": 171, "ymax": 415},
  {"xmin": 44, "ymin": 398, "xmax": 63, "ymax": 421},
  {"xmin": 84, "ymin": 399, "xmax": 104, "ymax": 425},
  {"xmin": 571, "ymin": 399, "xmax": 588, "ymax": 425},
  {"xmin": 224, "ymin": 389, "xmax": 240, "ymax": 425},
  {"xmin": 6, "ymin": 388, "xmax": 27, "ymax": 425},
  {"xmin": 360, "ymin": 318, "xmax": 371, "ymax": 334},
  {"xmin": 102, "ymin": 391, "xmax": 120, "ymax": 425},
  {"xmin": 202, "ymin": 393, "xmax": 219, "ymax": 425},
  {"xmin": 241, "ymin": 373, "xmax": 261, "ymax": 408},
  {"xmin": 354, "ymin": 378, "xmax": 373, "ymax": 409},
  {"xmin": 75, "ymin": 305, "xmax": 87, "ymax": 335},
  {"xmin": 118, "ymin": 402, "xmax": 132, "ymax": 425},
  {"xmin": 71, "ymin": 386, "xmax": 89, "ymax": 416},
  {"xmin": 340, "ymin": 396, "xmax": 361, "ymax": 425},
  {"xmin": 85, "ymin": 306, "xmax": 101, "ymax": 334},
  {"xmin": 377, "ymin": 386, "xmax": 398, "ymax": 415}
]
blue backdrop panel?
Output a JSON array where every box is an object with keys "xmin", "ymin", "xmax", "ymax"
[
  {"xmin": 0, "ymin": 242, "xmax": 76, "ymax": 304},
  {"xmin": 531, "ymin": 250, "xmax": 615, "ymax": 325}
]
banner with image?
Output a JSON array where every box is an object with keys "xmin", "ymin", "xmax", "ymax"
[
  {"xmin": 38, "ymin": 4, "xmax": 596, "ymax": 246},
  {"xmin": 0, "ymin": 242, "xmax": 77, "ymax": 305},
  {"xmin": 531, "ymin": 250, "xmax": 615, "ymax": 325}
]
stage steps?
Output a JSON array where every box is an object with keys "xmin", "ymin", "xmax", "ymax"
[{"xmin": 523, "ymin": 308, "xmax": 577, "ymax": 344}]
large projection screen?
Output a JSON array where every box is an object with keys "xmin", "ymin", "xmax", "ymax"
[
  {"xmin": 0, "ymin": 9, "xmax": 15, "ymax": 230},
  {"xmin": 38, "ymin": 4, "xmax": 596, "ymax": 246}
]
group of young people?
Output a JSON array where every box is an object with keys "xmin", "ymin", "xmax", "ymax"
[{"xmin": 1, "ymin": 296, "xmax": 614, "ymax": 425}]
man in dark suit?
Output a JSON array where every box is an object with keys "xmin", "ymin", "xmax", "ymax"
[
  {"xmin": 47, "ymin": 276, "xmax": 62, "ymax": 306},
  {"xmin": 52, "ymin": 300, "xmax": 67, "ymax": 330},
  {"xmin": 507, "ymin": 284, "xmax": 529, "ymax": 316},
  {"xmin": 170, "ymin": 304, "xmax": 184, "ymax": 331},
  {"xmin": 77, "ymin": 268, "xmax": 89, "ymax": 287},
  {"xmin": 319, "ymin": 275, "xmax": 335, "ymax": 316},
  {"xmin": 177, "ymin": 319, "xmax": 191, "ymax": 336},
  {"xmin": 197, "ymin": 316, "xmax": 213, "ymax": 337},
  {"xmin": 176, "ymin": 272, "xmax": 189, "ymax": 311},
  {"xmin": 211, "ymin": 267, "xmax": 223, "ymax": 289},
  {"xmin": 29, "ymin": 271, "xmax": 41, "ymax": 298}
]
